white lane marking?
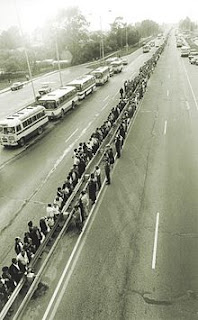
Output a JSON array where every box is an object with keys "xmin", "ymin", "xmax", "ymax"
[
  {"xmin": 131, "ymin": 72, "xmax": 136, "ymax": 78},
  {"xmin": 152, "ymin": 212, "xmax": 160, "ymax": 270},
  {"xmin": 163, "ymin": 120, "xmax": 167, "ymax": 135},
  {"xmin": 113, "ymin": 92, "xmax": 119, "ymax": 99},
  {"xmin": 168, "ymin": 74, "xmax": 170, "ymax": 79},
  {"xmin": 182, "ymin": 60, "xmax": 198, "ymax": 110},
  {"xmin": 186, "ymin": 101, "xmax": 190, "ymax": 111},
  {"xmin": 65, "ymin": 128, "xmax": 78, "ymax": 143},
  {"xmin": 79, "ymin": 120, "xmax": 93, "ymax": 136},
  {"xmin": 167, "ymin": 90, "xmax": 169, "ymax": 97},
  {"xmin": 103, "ymin": 95, "xmax": 109, "ymax": 102},
  {"xmin": 101, "ymin": 102, "xmax": 108, "ymax": 111}
]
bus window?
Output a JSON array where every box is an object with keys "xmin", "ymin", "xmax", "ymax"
[
  {"xmin": 16, "ymin": 125, "xmax": 22, "ymax": 132},
  {"xmin": 4, "ymin": 127, "xmax": 15, "ymax": 134}
]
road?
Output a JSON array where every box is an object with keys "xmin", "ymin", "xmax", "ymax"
[
  {"xmin": 21, "ymin": 32, "xmax": 198, "ymax": 320},
  {"xmin": 0, "ymin": 46, "xmax": 156, "ymax": 271}
]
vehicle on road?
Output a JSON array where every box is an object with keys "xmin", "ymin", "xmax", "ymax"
[
  {"xmin": 66, "ymin": 74, "xmax": 96, "ymax": 100},
  {"xmin": 121, "ymin": 58, "xmax": 128, "ymax": 65},
  {"xmin": 91, "ymin": 66, "xmax": 110, "ymax": 85},
  {"xmin": 150, "ymin": 41, "xmax": 155, "ymax": 47},
  {"xmin": 180, "ymin": 45, "xmax": 190, "ymax": 57},
  {"xmin": 38, "ymin": 84, "xmax": 52, "ymax": 95},
  {"xmin": 0, "ymin": 105, "xmax": 48, "ymax": 147},
  {"xmin": 176, "ymin": 39, "xmax": 183, "ymax": 47},
  {"xmin": 143, "ymin": 44, "xmax": 150, "ymax": 53},
  {"xmin": 110, "ymin": 59, "xmax": 123, "ymax": 73},
  {"xmin": 188, "ymin": 51, "xmax": 198, "ymax": 63},
  {"xmin": 11, "ymin": 82, "xmax": 23, "ymax": 91},
  {"xmin": 37, "ymin": 86, "xmax": 78, "ymax": 119}
]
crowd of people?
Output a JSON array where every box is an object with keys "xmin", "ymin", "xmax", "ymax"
[{"xmin": 0, "ymin": 41, "xmax": 167, "ymax": 310}]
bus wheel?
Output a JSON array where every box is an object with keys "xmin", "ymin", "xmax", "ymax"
[
  {"xmin": 38, "ymin": 127, "xmax": 43, "ymax": 135},
  {"xmin": 18, "ymin": 137, "xmax": 25, "ymax": 147},
  {"xmin": 61, "ymin": 109, "xmax": 64, "ymax": 118}
]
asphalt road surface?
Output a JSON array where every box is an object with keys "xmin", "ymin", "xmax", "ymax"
[
  {"xmin": 0, "ymin": 46, "xmax": 156, "ymax": 271},
  {"xmin": 25, "ymin": 32, "xmax": 198, "ymax": 320}
]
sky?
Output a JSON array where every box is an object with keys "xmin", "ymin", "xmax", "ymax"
[{"xmin": 0, "ymin": 0, "xmax": 197, "ymax": 34}]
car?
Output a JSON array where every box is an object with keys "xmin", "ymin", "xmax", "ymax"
[
  {"xmin": 38, "ymin": 84, "xmax": 52, "ymax": 95},
  {"xmin": 150, "ymin": 41, "xmax": 155, "ymax": 47},
  {"xmin": 121, "ymin": 58, "xmax": 128, "ymax": 65},
  {"xmin": 188, "ymin": 52, "xmax": 198, "ymax": 63},
  {"xmin": 11, "ymin": 82, "xmax": 23, "ymax": 91}
]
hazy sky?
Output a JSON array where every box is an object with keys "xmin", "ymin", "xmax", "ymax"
[{"xmin": 0, "ymin": 0, "xmax": 197, "ymax": 33}]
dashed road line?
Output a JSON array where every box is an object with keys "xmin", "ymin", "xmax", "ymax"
[
  {"xmin": 152, "ymin": 212, "xmax": 160, "ymax": 270},
  {"xmin": 163, "ymin": 120, "xmax": 167, "ymax": 135},
  {"xmin": 103, "ymin": 95, "xmax": 109, "ymax": 102},
  {"xmin": 65, "ymin": 128, "xmax": 78, "ymax": 143}
]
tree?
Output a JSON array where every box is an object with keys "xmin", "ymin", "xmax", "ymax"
[{"xmin": 0, "ymin": 26, "xmax": 23, "ymax": 50}]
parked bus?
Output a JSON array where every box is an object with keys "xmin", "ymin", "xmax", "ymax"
[
  {"xmin": 66, "ymin": 74, "xmax": 96, "ymax": 100},
  {"xmin": 0, "ymin": 105, "xmax": 48, "ymax": 147},
  {"xmin": 37, "ymin": 86, "xmax": 78, "ymax": 120},
  {"xmin": 91, "ymin": 66, "xmax": 110, "ymax": 85},
  {"xmin": 110, "ymin": 59, "xmax": 123, "ymax": 73}
]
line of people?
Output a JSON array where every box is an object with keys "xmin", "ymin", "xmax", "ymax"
[{"xmin": 0, "ymin": 41, "xmax": 167, "ymax": 310}]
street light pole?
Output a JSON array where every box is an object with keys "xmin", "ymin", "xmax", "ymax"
[
  {"xmin": 99, "ymin": 16, "xmax": 105, "ymax": 63},
  {"xmin": 54, "ymin": 28, "xmax": 63, "ymax": 87},
  {"xmin": 125, "ymin": 23, "xmax": 128, "ymax": 53},
  {"xmin": 14, "ymin": 0, "xmax": 36, "ymax": 100}
]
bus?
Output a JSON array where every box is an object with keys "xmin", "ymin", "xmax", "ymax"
[
  {"xmin": 0, "ymin": 105, "xmax": 48, "ymax": 147},
  {"xmin": 143, "ymin": 45, "xmax": 150, "ymax": 53},
  {"xmin": 66, "ymin": 74, "xmax": 96, "ymax": 100},
  {"xmin": 91, "ymin": 66, "xmax": 110, "ymax": 85},
  {"xmin": 37, "ymin": 86, "xmax": 78, "ymax": 120},
  {"xmin": 110, "ymin": 59, "xmax": 123, "ymax": 73}
]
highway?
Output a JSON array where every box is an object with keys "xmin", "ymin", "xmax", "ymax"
[
  {"xmin": 17, "ymin": 32, "xmax": 198, "ymax": 320},
  {"xmin": 0, "ymin": 46, "xmax": 155, "ymax": 272}
]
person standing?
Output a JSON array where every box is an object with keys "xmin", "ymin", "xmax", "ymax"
[
  {"xmin": 88, "ymin": 173, "xmax": 97, "ymax": 205},
  {"xmin": 104, "ymin": 160, "xmax": 111, "ymax": 185},
  {"xmin": 80, "ymin": 190, "xmax": 89, "ymax": 218},
  {"xmin": 95, "ymin": 165, "xmax": 101, "ymax": 190},
  {"xmin": 115, "ymin": 134, "xmax": 122, "ymax": 158},
  {"xmin": 9, "ymin": 258, "xmax": 23, "ymax": 284}
]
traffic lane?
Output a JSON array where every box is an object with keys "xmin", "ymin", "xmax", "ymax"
[{"xmin": 126, "ymin": 36, "xmax": 198, "ymax": 319}]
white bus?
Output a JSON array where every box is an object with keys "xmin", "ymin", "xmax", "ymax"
[
  {"xmin": 37, "ymin": 86, "xmax": 78, "ymax": 120},
  {"xmin": 91, "ymin": 66, "xmax": 110, "ymax": 85},
  {"xmin": 0, "ymin": 105, "xmax": 48, "ymax": 147},
  {"xmin": 67, "ymin": 74, "xmax": 96, "ymax": 100},
  {"xmin": 110, "ymin": 59, "xmax": 123, "ymax": 74}
]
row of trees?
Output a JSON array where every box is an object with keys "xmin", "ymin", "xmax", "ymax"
[
  {"xmin": 179, "ymin": 17, "xmax": 197, "ymax": 32},
  {"xmin": 0, "ymin": 6, "xmax": 161, "ymax": 74}
]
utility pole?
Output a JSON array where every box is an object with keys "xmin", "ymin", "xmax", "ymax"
[{"xmin": 14, "ymin": 0, "xmax": 36, "ymax": 100}]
